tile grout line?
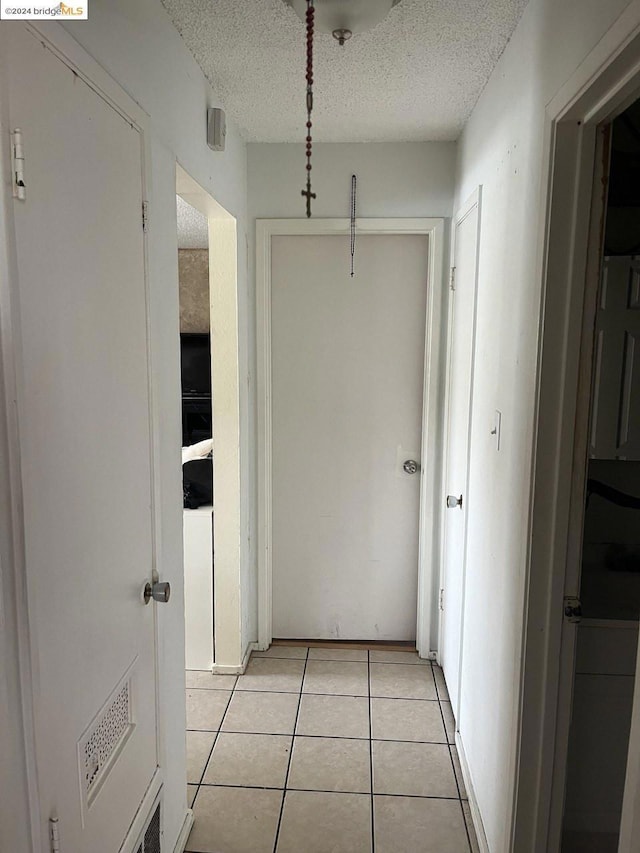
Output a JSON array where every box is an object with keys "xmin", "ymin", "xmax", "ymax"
[
  {"xmin": 189, "ymin": 688, "xmax": 443, "ymax": 701},
  {"xmin": 271, "ymin": 646, "xmax": 309, "ymax": 853},
  {"xmin": 186, "ymin": 728, "xmax": 449, "ymax": 745},
  {"xmin": 433, "ymin": 668, "xmax": 473, "ymax": 853},
  {"xmin": 368, "ymin": 649, "xmax": 375, "ymax": 853},
  {"xmin": 189, "ymin": 685, "xmax": 236, "ymax": 811},
  {"xmin": 194, "ymin": 781, "xmax": 464, "ymax": 801}
]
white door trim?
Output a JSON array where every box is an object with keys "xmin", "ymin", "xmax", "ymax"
[
  {"xmin": 0, "ymin": 22, "xmax": 164, "ymax": 853},
  {"xmin": 256, "ymin": 217, "xmax": 446, "ymax": 652},
  {"xmin": 437, "ymin": 186, "xmax": 482, "ymax": 711},
  {"xmin": 514, "ymin": 6, "xmax": 640, "ymax": 850}
]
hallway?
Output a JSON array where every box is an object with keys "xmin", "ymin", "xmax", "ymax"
[{"xmin": 185, "ymin": 645, "xmax": 479, "ymax": 852}]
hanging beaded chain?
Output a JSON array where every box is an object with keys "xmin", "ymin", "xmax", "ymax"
[
  {"xmin": 302, "ymin": 0, "xmax": 316, "ymax": 217},
  {"xmin": 350, "ymin": 174, "xmax": 357, "ymax": 277}
]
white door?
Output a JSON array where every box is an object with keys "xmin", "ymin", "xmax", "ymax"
[
  {"xmin": 440, "ymin": 192, "xmax": 481, "ymax": 718},
  {"xmin": 9, "ymin": 27, "xmax": 159, "ymax": 851},
  {"xmin": 271, "ymin": 234, "xmax": 428, "ymax": 640}
]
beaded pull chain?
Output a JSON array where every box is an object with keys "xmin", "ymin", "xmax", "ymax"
[{"xmin": 301, "ymin": 0, "xmax": 316, "ymax": 217}]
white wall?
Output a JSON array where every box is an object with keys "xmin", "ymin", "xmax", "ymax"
[
  {"xmin": 452, "ymin": 1, "xmax": 637, "ymax": 850},
  {"xmin": 248, "ymin": 142, "xmax": 456, "ymax": 220},
  {"xmin": 0, "ymin": 2, "xmax": 250, "ymax": 850}
]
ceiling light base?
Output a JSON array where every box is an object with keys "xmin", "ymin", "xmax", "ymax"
[
  {"xmin": 332, "ymin": 28, "xmax": 352, "ymax": 45},
  {"xmin": 285, "ymin": 0, "xmax": 400, "ymax": 37}
]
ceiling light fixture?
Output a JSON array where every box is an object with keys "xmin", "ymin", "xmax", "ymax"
[
  {"xmin": 286, "ymin": 0, "xmax": 401, "ymax": 216},
  {"xmin": 286, "ymin": 0, "xmax": 400, "ymax": 40}
]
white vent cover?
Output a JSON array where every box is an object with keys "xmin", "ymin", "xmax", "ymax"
[{"xmin": 78, "ymin": 666, "xmax": 135, "ymax": 814}]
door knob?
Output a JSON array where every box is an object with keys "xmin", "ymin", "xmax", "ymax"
[
  {"xmin": 143, "ymin": 580, "xmax": 171, "ymax": 604},
  {"xmin": 446, "ymin": 494, "xmax": 463, "ymax": 509},
  {"xmin": 403, "ymin": 459, "xmax": 420, "ymax": 475}
]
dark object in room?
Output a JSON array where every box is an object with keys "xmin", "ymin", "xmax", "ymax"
[
  {"xmin": 180, "ymin": 333, "xmax": 211, "ymax": 396},
  {"xmin": 180, "ymin": 333, "xmax": 212, "ymax": 444},
  {"xmin": 587, "ymin": 478, "xmax": 640, "ymax": 509},
  {"xmin": 183, "ymin": 458, "xmax": 213, "ymax": 509}
]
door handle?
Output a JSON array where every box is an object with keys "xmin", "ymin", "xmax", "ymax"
[
  {"xmin": 143, "ymin": 580, "xmax": 171, "ymax": 604},
  {"xmin": 446, "ymin": 494, "xmax": 463, "ymax": 509},
  {"xmin": 403, "ymin": 459, "xmax": 420, "ymax": 475}
]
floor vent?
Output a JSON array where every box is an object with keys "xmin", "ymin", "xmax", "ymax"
[{"xmin": 134, "ymin": 799, "xmax": 162, "ymax": 853}]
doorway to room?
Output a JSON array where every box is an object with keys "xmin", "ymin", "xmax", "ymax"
[
  {"xmin": 257, "ymin": 218, "xmax": 445, "ymax": 652},
  {"xmin": 177, "ymin": 193, "xmax": 215, "ymax": 672},
  {"xmin": 176, "ymin": 165, "xmax": 243, "ymax": 672},
  {"xmin": 559, "ymin": 96, "xmax": 640, "ymax": 853}
]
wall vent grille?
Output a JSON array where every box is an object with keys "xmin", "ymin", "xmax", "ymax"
[
  {"xmin": 78, "ymin": 668, "xmax": 135, "ymax": 813},
  {"xmin": 132, "ymin": 798, "xmax": 162, "ymax": 853},
  {"xmin": 143, "ymin": 802, "xmax": 161, "ymax": 853}
]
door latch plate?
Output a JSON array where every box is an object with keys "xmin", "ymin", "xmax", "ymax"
[{"xmin": 564, "ymin": 596, "xmax": 582, "ymax": 623}]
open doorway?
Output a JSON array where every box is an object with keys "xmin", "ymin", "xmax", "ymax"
[
  {"xmin": 175, "ymin": 165, "xmax": 243, "ymax": 673},
  {"xmin": 177, "ymin": 194, "xmax": 215, "ymax": 671},
  {"xmin": 560, "ymin": 98, "xmax": 640, "ymax": 853}
]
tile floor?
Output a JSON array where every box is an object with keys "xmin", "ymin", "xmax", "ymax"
[{"xmin": 185, "ymin": 645, "xmax": 479, "ymax": 853}]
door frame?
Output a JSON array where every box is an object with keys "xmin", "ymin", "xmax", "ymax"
[
  {"xmin": 437, "ymin": 187, "xmax": 482, "ymax": 712},
  {"xmin": 256, "ymin": 217, "xmax": 446, "ymax": 652},
  {"xmin": 513, "ymin": 7, "xmax": 640, "ymax": 850},
  {"xmin": 0, "ymin": 22, "xmax": 169, "ymax": 853}
]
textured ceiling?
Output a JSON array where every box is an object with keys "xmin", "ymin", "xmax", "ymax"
[
  {"xmin": 176, "ymin": 195, "xmax": 208, "ymax": 248},
  {"xmin": 162, "ymin": 0, "xmax": 529, "ymax": 143}
]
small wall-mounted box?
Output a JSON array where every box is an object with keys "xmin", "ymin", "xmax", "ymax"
[{"xmin": 207, "ymin": 107, "xmax": 226, "ymax": 151}]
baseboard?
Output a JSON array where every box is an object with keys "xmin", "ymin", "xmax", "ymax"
[
  {"xmin": 210, "ymin": 642, "xmax": 257, "ymax": 675},
  {"xmin": 456, "ymin": 733, "xmax": 490, "ymax": 853},
  {"xmin": 173, "ymin": 808, "xmax": 194, "ymax": 853},
  {"xmin": 270, "ymin": 638, "xmax": 418, "ymax": 651}
]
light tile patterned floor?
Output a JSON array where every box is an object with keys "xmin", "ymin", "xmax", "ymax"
[{"xmin": 184, "ymin": 646, "xmax": 479, "ymax": 853}]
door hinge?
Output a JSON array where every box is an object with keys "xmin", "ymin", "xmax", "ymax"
[
  {"xmin": 142, "ymin": 201, "xmax": 149, "ymax": 233},
  {"xmin": 11, "ymin": 128, "xmax": 26, "ymax": 200},
  {"xmin": 49, "ymin": 817, "xmax": 60, "ymax": 853},
  {"xmin": 439, "ymin": 588, "xmax": 444, "ymax": 611},
  {"xmin": 450, "ymin": 266, "xmax": 456, "ymax": 291},
  {"xmin": 564, "ymin": 596, "xmax": 582, "ymax": 623}
]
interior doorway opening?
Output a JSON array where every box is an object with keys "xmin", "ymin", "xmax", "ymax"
[
  {"xmin": 560, "ymin": 96, "xmax": 640, "ymax": 853},
  {"xmin": 176, "ymin": 165, "xmax": 243, "ymax": 672},
  {"xmin": 521, "ymin": 30, "xmax": 640, "ymax": 852}
]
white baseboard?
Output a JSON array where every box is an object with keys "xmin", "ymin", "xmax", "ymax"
[
  {"xmin": 173, "ymin": 808, "xmax": 194, "ymax": 853},
  {"xmin": 456, "ymin": 733, "xmax": 490, "ymax": 852},
  {"xmin": 210, "ymin": 642, "xmax": 258, "ymax": 675}
]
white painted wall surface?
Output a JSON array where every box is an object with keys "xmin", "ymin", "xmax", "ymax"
[
  {"xmin": 248, "ymin": 142, "xmax": 456, "ymax": 220},
  {"xmin": 452, "ymin": 1, "xmax": 638, "ymax": 850},
  {"xmin": 0, "ymin": 3, "xmax": 250, "ymax": 850}
]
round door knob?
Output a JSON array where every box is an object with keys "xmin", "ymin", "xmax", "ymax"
[
  {"xmin": 143, "ymin": 581, "xmax": 171, "ymax": 604},
  {"xmin": 446, "ymin": 494, "xmax": 463, "ymax": 509},
  {"xmin": 403, "ymin": 460, "xmax": 420, "ymax": 475}
]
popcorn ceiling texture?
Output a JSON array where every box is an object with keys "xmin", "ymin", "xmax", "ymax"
[
  {"xmin": 176, "ymin": 195, "xmax": 208, "ymax": 248},
  {"xmin": 161, "ymin": 0, "xmax": 529, "ymax": 142}
]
